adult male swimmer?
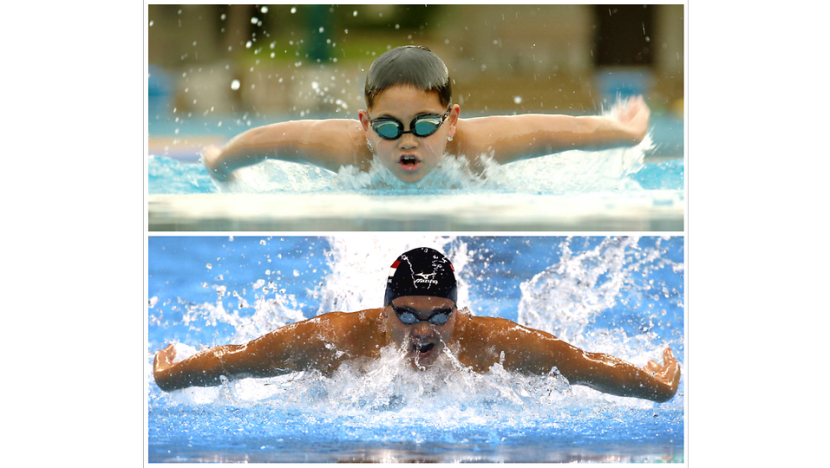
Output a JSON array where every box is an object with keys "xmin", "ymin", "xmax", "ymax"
[
  {"xmin": 153, "ymin": 247, "xmax": 680, "ymax": 403},
  {"xmin": 202, "ymin": 45, "xmax": 651, "ymax": 185}
]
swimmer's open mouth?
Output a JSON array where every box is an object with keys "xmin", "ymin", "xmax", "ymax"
[
  {"xmin": 413, "ymin": 343, "xmax": 435, "ymax": 354},
  {"xmin": 398, "ymin": 155, "xmax": 421, "ymax": 171}
]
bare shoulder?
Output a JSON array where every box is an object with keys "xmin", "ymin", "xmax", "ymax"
[
  {"xmin": 451, "ymin": 117, "xmax": 498, "ymax": 159},
  {"xmin": 454, "ymin": 315, "xmax": 522, "ymax": 371},
  {"xmin": 311, "ymin": 308, "xmax": 385, "ymax": 352},
  {"xmin": 312, "ymin": 119, "xmax": 372, "ymax": 170},
  {"xmin": 456, "ymin": 315, "xmax": 523, "ymax": 350},
  {"xmin": 280, "ymin": 119, "xmax": 372, "ymax": 171},
  {"xmin": 465, "ymin": 315, "xmax": 522, "ymax": 335},
  {"xmin": 307, "ymin": 308, "xmax": 381, "ymax": 331},
  {"xmin": 462, "ymin": 315, "xmax": 558, "ymax": 348}
]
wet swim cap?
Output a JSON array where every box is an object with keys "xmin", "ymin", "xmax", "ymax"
[{"xmin": 384, "ymin": 247, "xmax": 457, "ymax": 306}]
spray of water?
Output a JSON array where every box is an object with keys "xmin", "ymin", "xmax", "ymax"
[
  {"xmin": 518, "ymin": 236, "xmax": 683, "ymax": 364},
  {"xmin": 152, "ymin": 236, "xmax": 683, "ymax": 415},
  {"xmin": 189, "ymin": 98, "xmax": 657, "ymax": 195}
]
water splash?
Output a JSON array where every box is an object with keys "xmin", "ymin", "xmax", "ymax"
[
  {"xmin": 207, "ymin": 136, "xmax": 653, "ymax": 195},
  {"xmin": 312, "ymin": 235, "xmax": 469, "ymax": 314},
  {"xmin": 151, "ymin": 236, "xmax": 682, "ymax": 409},
  {"xmin": 518, "ymin": 236, "xmax": 683, "ymax": 363},
  {"xmin": 148, "ymin": 97, "xmax": 671, "ymax": 195},
  {"xmin": 149, "ymin": 236, "xmax": 684, "ymax": 462}
]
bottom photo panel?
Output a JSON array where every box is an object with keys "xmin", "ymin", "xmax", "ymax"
[{"xmin": 147, "ymin": 235, "xmax": 685, "ymax": 463}]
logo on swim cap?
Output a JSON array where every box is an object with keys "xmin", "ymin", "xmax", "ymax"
[
  {"xmin": 414, "ymin": 272, "xmax": 439, "ymax": 287},
  {"xmin": 384, "ymin": 247, "xmax": 457, "ymax": 306}
]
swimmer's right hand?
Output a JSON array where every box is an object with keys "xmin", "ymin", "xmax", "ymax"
[{"xmin": 153, "ymin": 343, "xmax": 177, "ymax": 378}]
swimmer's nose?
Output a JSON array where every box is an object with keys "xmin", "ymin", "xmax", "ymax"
[
  {"xmin": 411, "ymin": 322, "xmax": 434, "ymax": 339},
  {"xmin": 398, "ymin": 132, "xmax": 418, "ymax": 149}
]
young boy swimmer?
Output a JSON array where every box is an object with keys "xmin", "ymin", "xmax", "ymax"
[
  {"xmin": 154, "ymin": 247, "xmax": 680, "ymax": 403},
  {"xmin": 202, "ymin": 45, "xmax": 650, "ymax": 184}
]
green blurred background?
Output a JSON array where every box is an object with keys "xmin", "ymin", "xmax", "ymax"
[{"xmin": 148, "ymin": 4, "xmax": 684, "ymax": 158}]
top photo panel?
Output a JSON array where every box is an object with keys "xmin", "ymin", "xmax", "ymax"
[{"xmin": 148, "ymin": 4, "xmax": 684, "ymax": 232}]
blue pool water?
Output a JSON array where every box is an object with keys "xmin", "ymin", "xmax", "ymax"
[
  {"xmin": 147, "ymin": 236, "xmax": 685, "ymax": 463},
  {"xmin": 147, "ymin": 107, "xmax": 684, "ymax": 196}
]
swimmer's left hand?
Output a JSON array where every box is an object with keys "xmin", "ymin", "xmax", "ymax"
[
  {"xmin": 614, "ymin": 96, "xmax": 650, "ymax": 143},
  {"xmin": 201, "ymin": 146, "xmax": 235, "ymax": 182},
  {"xmin": 644, "ymin": 348, "xmax": 680, "ymax": 398}
]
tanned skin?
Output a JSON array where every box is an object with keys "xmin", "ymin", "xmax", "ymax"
[{"xmin": 154, "ymin": 296, "xmax": 679, "ymax": 403}]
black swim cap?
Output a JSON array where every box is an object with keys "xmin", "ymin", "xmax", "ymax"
[{"xmin": 384, "ymin": 247, "xmax": 457, "ymax": 306}]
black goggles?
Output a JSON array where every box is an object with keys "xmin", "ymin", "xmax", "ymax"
[
  {"xmin": 392, "ymin": 305, "xmax": 453, "ymax": 326},
  {"xmin": 370, "ymin": 108, "xmax": 451, "ymax": 140}
]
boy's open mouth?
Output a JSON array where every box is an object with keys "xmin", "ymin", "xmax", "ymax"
[{"xmin": 398, "ymin": 155, "xmax": 421, "ymax": 172}]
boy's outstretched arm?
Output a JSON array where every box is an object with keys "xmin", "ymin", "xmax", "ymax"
[
  {"xmin": 456, "ymin": 96, "xmax": 650, "ymax": 165},
  {"xmin": 201, "ymin": 119, "xmax": 368, "ymax": 181}
]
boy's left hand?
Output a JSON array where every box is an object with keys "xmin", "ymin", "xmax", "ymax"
[{"xmin": 615, "ymin": 96, "xmax": 650, "ymax": 142}]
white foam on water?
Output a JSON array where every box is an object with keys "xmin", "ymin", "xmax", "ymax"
[
  {"xmin": 152, "ymin": 236, "xmax": 683, "ymax": 417},
  {"xmin": 206, "ymin": 99, "xmax": 656, "ymax": 195}
]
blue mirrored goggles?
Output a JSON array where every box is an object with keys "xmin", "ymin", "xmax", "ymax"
[
  {"xmin": 392, "ymin": 305, "xmax": 453, "ymax": 325},
  {"xmin": 370, "ymin": 108, "xmax": 451, "ymax": 140}
]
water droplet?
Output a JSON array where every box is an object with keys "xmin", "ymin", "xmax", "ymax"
[
  {"xmin": 231, "ymin": 79, "xmax": 240, "ymax": 90},
  {"xmin": 261, "ymin": 6, "xmax": 268, "ymax": 13},
  {"xmin": 291, "ymin": 7, "xmax": 296, "ymax": 14},
  {"xmin": 220, "ymin": 13, "xmax": 226, "ymax": 21},
  {"xmin": 250, "ymin": 17, "xmax": 258, "ymax": 24},
  {"xmin": 514, "ymin": 96, "xmax": 523, "ymax": 104},
  {"xmin": 245, "ymin": 41, "xmax": 252, "ymax": 49},
  {"xmin": 395, "ymin": 24, "xmax": 400, "ymax": 29},
  {"xmin": 353, "ymin": 10, "xmax": 358, "ymax": 17},
  {"xmin": 149, "ymin": 20, "xmax": 153, "ymax": 27}
]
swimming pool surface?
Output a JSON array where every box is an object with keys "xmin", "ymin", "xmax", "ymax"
[{"xmin": 147, "ymin": 236, "xmax": 685, "ymax": 463}]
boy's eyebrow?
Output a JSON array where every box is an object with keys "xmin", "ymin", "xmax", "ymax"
[{"xmin": 374, "ymin": 110, "xmax": 444, "ymax": 119}]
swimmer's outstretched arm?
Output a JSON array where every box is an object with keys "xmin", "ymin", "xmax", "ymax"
[
  {"xmin": 456, "ymin": 96, "xmax": 650, "ymax": 165},
  {"xmin": 153, "ymin": 312, "xmax": 356, "ymax": 391},
  {"xmin": 488, "ymin": 319, "xmax": 679, "ymax": 402},
  {"xmin": 201, "ymin": 119, "xmax": 368, "ymax": 181}
]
